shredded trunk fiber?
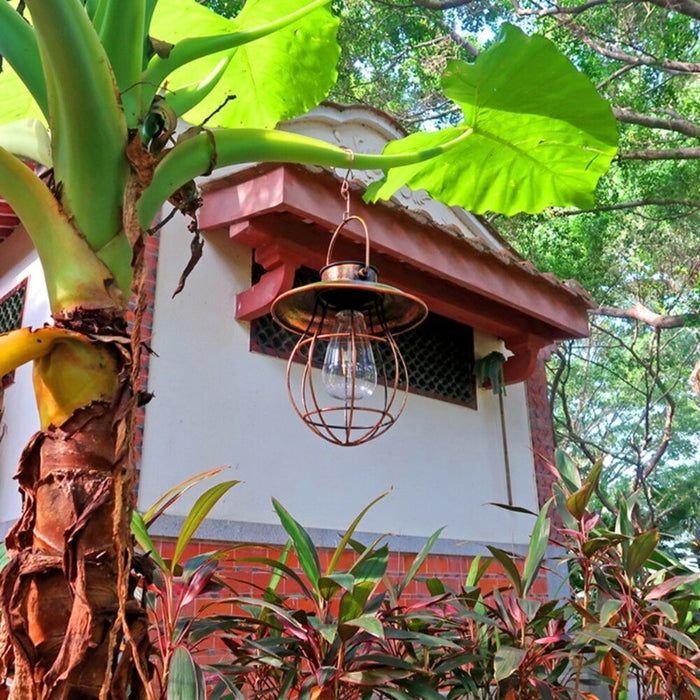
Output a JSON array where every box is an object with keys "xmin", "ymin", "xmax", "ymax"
[{"xmin": 0, "ymin": 326, "xmax": 149, "ymax": 699}]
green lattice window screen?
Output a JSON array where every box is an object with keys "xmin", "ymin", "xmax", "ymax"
[
  {"xmin": 1, "ymin": 280, "xmax": 28, "ymax": 387},
  {"xmin": 250, "ymin": 266, "xmax": 476, "ymax": 408}
]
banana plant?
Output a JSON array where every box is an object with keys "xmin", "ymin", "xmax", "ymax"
[{"xmin": 0, "ymin": 0, "xmax": 617, "ymax": 696}]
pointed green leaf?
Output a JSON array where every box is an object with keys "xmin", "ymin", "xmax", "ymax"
[
  {"xmin": 342, "ymin": 613, "xmax": 384, "ymax": 639},
  {"xmin": 350, "ymin": 544, "xmax": 389, "ymax": 585},
  {"xmin": 487, "ymin": 546, "xmax": 522, "ymax": 596},
  {"xmin": 171, "ymin": 479, "xmax": 240, "ymax": 570},
  {"xmin": 396, "ymin": 680, "xmax": 447, "ymax": 700},
  {"xmin": 522, "ymin": 500, "xmax": 551, "ymax": 596},
  {"xmin": 465, "ymin": 554, "xmax": 492, "ymax": 592},
  {"xmin": 651, "ymin": 601, "xmax": 678, "ymax": 624},
  {"xmin": 342, "ymin": 669, "xmax": 414, "ymax": 686},
  {"xmin": 142, "ymin": 466, "xmax": 230, "ymax": 526},
  {"xmin": 239, "ymin": 554, "xmax": 314, "ymax": 599},
  {"xmin": 339, "ymin": 579, "xmax": 375, "ymax": 623},
  {"xmin": 555, "ymin": 449, "xmax": 581, "ymax": 492},
  {"xmin": 367, "ymin": 24, "xmax": 617, "ymax": 215},
  {"xmin": 615, "ymin": 492, "xmax": 635, "ymax": 538},
  {"xmin": 566, "ymin": 458, "xmax": 603, "ymax": 521},
  {"xmin": 272, "ymin": 498, "xmax": 321, "ymax": 589},
  {"xmin": 168, "ymin": 646, "xmax": 204, "ymax": 700},
  {"xmin": 599, "ymin": 599, "xmax": 624, "ymax": 626},
  {"xmin": 625, "ymin": 529, "xmax": 659, "ymax": 578},
  {"xmin": 488, "ymin": 502, "xmax": 539, "ymax": 516},
  {"xmin": 494, "ymin": 645, "xmax": 526, "ymax": 682},
  {"xmin": 318, "ymin": 573, "xmax": 355, "ymax": 601},
  {"xmin": 328, "ymin": 489, "xmax": 391, "ymax": 575},
  {"xmin": 397, "ymin": 527, "xmax": 444, "ymax": 595},
  {"xmin": 660, "ymin": 625, "xmax": 698, "ymax": 652},
  {"xmin": 131, "ymin": 510, "xmax": 168, "ymax": 571},
  {"xmin": 266, "ymin": 541, "xmax": 292, "ymax": 594}
]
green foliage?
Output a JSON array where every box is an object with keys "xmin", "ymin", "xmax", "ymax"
[
  {"xmin": 473, "ymin": 352, "xmax": 506, "ymax": 395},
  {"xmin": 131, "ymin": 462, "xmax": 700, "ymax": 699},
  {"xmin": 130, "ymin": 475, "xmax": 240, "ymax": 696},
  {"xmin": 328, "ymin": 0, "xmax": 699, "ymax": 564},
  {"xmin": 150, "ymin": 0, "xmax": 341, "ymax": 129},
  {"xmin": 0, "ymin": 0, "xmax": 617, "ymax": 321}
]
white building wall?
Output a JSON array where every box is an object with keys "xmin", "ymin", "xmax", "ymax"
[
  {"xmin": 0, "ymin": 229, "xmax": 50, "ymax": 529},
  {"xmin": 0, "ymin": 223, "xmax": 540, "ymax": 547},
  {"xmin": 136, "ymin": 219, "xmax": 540, "ymax": 548},
  {"xmin": 0, "ymin": 105, "xmax": 543, "ymax": 547}
]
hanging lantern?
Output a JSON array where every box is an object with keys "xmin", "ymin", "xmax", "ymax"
[{"xmin": 271, "ymin": 212, "xmax": 427, "ymax": 447}]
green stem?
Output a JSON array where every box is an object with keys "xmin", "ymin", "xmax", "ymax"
[
  {"xmin": 138, "ymin": 127, "xmax": 473, "ymax": 228},
  {"xmin": 142, "ymin": 0, "xmax": 331, "ymax": 107},
  {"xmin": 0, "ymin": 147, "xmax": 124, "ymax": 315},
  {"xmin": 26, "ymin": 0, "xmax": 129, "ymax": 253},
  {"xmin": 164, "ymin": 56, "xmax": 232, "ymax": 120},
  {"xmin": 0, "ymin": 1, "xmax": 49, "ymax": 117},
  {"xmin": 98, "ymin": 0, "xmax": 146, "ymax": 126}
]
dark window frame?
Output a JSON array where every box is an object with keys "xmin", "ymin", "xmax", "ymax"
[{"xmin": 1, "ymin": 278, "xmax": 28, "ymax": 388}]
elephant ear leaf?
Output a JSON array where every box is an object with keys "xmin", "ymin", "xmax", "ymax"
[
  {"xmin": 0, "ymin": 64, "xmax": 45, "ymax": 127},
  {"xmin": 153, "ymin": 0, "xmax": 340, "ymax": 129},
  {"xmin": 366, "ymin": 24, "xmax": 618, "ymax": 216}
]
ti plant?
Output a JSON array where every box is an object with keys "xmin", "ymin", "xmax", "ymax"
[
  {"xmin": 551, "ymin": 450, "xmax": 700, "ymax": 699},
  {"xmin": 131, "ymin": 468, "xmax": 240, "ymax": 700},
  {"xmin": 126, "ymin": 459, "xmax": 699, "ymax": 699},
  {"xmin": 207, "ymin": 491, "xmax": 448, "ymax": 699},
  {"xmin": 0, "ymin": 0, "xmax": 617, "ymax": 696}
]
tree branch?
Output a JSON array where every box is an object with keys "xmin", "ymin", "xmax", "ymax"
[
  {"xmin": 646, "ymin": 0, "xmax": 700, "ymax": 20},
  {"xmin": 591, "ymin": 302, "xmax": 700, "ymax": 329},
  {"xmin": 512, "ymin": 0, "xmax": 627, "ymax": 17},
  {"xmin": 613, "ymin": 107, "xmax": 700, "ymax": 138},
  {"xmin": 553, "ymin": 198, "xmax": 700, "ymax": 215},
  {"xmin": 618, "ymin": 146, "xmax": 700, "ymax": 160},
  {"xmin": 555, "ymin": 16, "xmax": 700, "ymax": 73}
]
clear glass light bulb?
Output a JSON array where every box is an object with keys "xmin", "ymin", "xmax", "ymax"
[{"xmin": 322, "ymin": 310, "xmax": 377, "ymax": 402}]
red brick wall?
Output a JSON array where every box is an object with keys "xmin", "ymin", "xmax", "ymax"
[
  {"xmin": 150, "ymin": 537, "xmax": 551, "ymax": 659},
  {"xmin": 526, "ymin": 347, "xmax": 558, "ymax": 509}
]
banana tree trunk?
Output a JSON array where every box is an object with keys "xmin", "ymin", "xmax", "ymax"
[{"xmin": 0, "ymin": 313, "xmax": 149, "ymax": 699}]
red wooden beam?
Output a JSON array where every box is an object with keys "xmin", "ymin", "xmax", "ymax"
[{"xmin": 200, "ymin": 165, "xmax": 592, "ymax": 384}]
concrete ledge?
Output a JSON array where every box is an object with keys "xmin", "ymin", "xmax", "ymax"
[{"xmin": 142, "ymin": 514, "xmax": 539, "ymax": 558}]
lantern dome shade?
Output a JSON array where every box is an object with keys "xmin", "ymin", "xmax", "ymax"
[{"xmin": 271, "ymin": 270, "xmax": 428, "ymax": 337}]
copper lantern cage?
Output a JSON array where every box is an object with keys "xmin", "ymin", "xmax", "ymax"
[{"xmin": 271, "ymin": 214, "xmax": 428, "ymax": 447}]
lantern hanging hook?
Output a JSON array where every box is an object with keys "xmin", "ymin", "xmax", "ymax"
[
  {"xmin": 340, "ymin": 148, "xmax": 355, "ymax": 222},
  {"xmin": 327, "ymin": 151, "xmax": 371, "ymax": 276}
]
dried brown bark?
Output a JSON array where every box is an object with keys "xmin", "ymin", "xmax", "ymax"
[{"xmin": 0, "ymin": 322, "xmax": 149, "ymax": 699}]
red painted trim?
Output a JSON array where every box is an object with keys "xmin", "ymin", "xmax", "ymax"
[
  {"xmin": 236, "ymin": 261, "xmax": 298, "ymax": 321},
  {"xmin": 200, "ymin": 165, "xmax": 592, "ymax": 384}
]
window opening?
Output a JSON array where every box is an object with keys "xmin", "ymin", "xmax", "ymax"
[
  {"xmin": 0, "ymin": 279, "xmax": 28, "ymax": 388},
  {"xmin": 251, "ymin": 265, "xmax": 476, "ymax": 408}
]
